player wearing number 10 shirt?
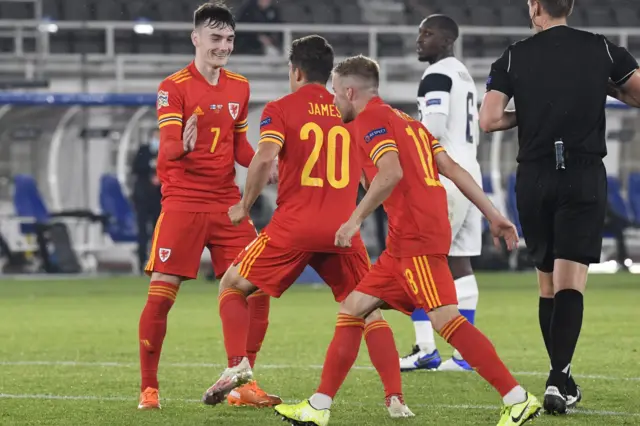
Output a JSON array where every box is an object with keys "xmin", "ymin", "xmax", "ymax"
[
  {"xmin": 275, "ymin": 56, "xmax": 541, "ymax": 426},
  {"xmin": 137, "ymin": 4, "xmax": 275, "ymax": 411},
  {"xmin": 203, "ymin": 37, "xmax": 413, "ymax": 419}
]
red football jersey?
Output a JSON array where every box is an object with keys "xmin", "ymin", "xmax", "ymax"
[
  {"xmin": 155, "ymin": 62, "xmax": 253, "ymax": 212},
  {"xmin": 259, "ymin": 84, "xmax": 365, "ymax": 253},
  {"xmin": 354, "ymin": 97, "xmax": 451, "ymax": 257}
]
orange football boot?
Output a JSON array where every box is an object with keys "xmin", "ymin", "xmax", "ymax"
[
  {"xmin": 226, "ymin": 380, "xmax": 282, "ymax": 407},
  {"xmin": 138, "ymin": 387, "xmax": 161, "ymax": 409}
]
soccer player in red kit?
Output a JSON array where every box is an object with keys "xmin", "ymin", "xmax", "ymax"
[
  {"xmin": 201, "ymin": 36, "xmax": 413, "ymax": 419},
  {"xmin": 275, "ymin": 55, "xmax": 542, "ymax": 426},
  {"xmin": 137, "ymin": 3, "xmax": 277, "ymax": 410}
]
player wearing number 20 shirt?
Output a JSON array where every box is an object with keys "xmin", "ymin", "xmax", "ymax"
[
  {"xmin": 232, "ymin": 82, "xmax": 370, "ymax": 301},
  {"xmin": 148, "ymin": 62, "xmax": 258, "ymax": 280}
]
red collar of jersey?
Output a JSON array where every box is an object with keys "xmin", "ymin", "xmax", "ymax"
[
  {"xmin": 298, "ymin": 83, "xmax": 329, "ymax": 94},
  {"xmin": 364, "ymin": 96, "xmax": 385, "ymax": 111},
  {"xmin": 188, "ymin": 61, "xmax": 228, "ymax": 91}
]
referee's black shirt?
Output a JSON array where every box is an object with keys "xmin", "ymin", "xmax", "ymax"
[{"xmin": 487, "ymin": 26, "xmax": 639, "ymax": 163}]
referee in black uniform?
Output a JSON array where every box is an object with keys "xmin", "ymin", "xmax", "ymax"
[{"xmin": 479, "ymin": 0, "xmax": 640, "ymax": 416}]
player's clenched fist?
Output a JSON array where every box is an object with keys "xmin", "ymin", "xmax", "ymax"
[
  {"xmin": 182, "ymin": 114, "xmax": 198, "ymax": 152},
  {"xmin": 228, "ymin": 202, "xmax": 248, "ymax": 226},
  {"xmin": 334, "ymin": 218, "xmax": 360, "ymax": 248}
]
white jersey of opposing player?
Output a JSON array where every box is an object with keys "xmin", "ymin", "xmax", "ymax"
[
  {"xmin": 417, "ymin": 57, "xmax": 479, "ymax": 168},
  {"xmin": 417, "ymin": 56, "xmax": 483, "ymax": 257}
]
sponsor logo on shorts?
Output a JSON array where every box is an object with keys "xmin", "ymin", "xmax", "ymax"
[
  {"xmin": 260, "ymin": 117, "xmax": 272, "ymax": 127},
  {"xmin": 228, "ymin": 102, "xmax": 240, "ymax": 120},
  {"xmin": 426, "ymin": 98, "xmax": 442, "ymax": 106},
  {"xmin": 364, "ymin": 127, "xmax": 387, "ymax": 143},
  {"xmin": 159, "ymin": 248, "xmax": 171, "ymax": 262},
  {"xmin": 157, "ymin": 90, "xmax": 169, "ymax": 109},
  {"xmin": 486, "ymin": 76, "xmax": 492, "ymax": 86}
]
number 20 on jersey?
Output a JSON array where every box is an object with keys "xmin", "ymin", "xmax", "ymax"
[{"xmin": 300, "ymin": 122, "xmax": 350, "ymax": 189}]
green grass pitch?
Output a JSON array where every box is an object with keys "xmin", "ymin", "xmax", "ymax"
[{"xmin": 0, "ymin": 273, "xmax": 638, "ymax": 425}]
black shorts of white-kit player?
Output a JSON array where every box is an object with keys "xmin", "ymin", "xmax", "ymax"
[{"xmin": 486, "ymin": 26, "xmax": 638, "ymax": 272}]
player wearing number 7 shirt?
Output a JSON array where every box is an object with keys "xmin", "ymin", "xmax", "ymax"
[
  {"xmin": 275, "ymin": 55, "xmax": 541, "ymax": 426},
  {"xmin": 137, "ymin": 3, "xmax": 278, "ymax": 410},
  {"xmin": 202, "ymin": 36, "xmax": 414, "ymax": 419}
]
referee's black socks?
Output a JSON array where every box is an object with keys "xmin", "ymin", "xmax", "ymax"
[
  {"xmin": 538, "ymin": 297, "xmax": 554, "ymax": 359},
  {"xmin": 548, "ymin": 289, "xmax": 584, "ymax": 390}
]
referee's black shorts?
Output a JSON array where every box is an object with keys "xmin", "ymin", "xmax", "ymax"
[{"xmin": 515, "ymin": 155, "xmax": 607, "ymax": 272}]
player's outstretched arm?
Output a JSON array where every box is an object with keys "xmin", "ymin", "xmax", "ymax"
[
  {"xmin": 435, "ymin": 151, "xmax": 498, "ymax": 220},
  {"xmin": 479, "ymin": 91, "xmax": 516, "ymax": 133},
  {"xmin": 435, "ymin": 151, "xmax": 518, "ymax": 249}
]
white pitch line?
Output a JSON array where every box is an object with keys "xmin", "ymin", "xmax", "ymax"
[
  {"xmin": 0, "ymin": 393, "xmax": 637, "ymax": 418},
  {"xmin": 1, "ymin": 360, "xmax": 639, "ymax": 382}
]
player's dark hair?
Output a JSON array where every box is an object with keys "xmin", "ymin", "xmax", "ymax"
[
  {"xmin": 288, "ymin": 35, "xmax": 335, "ymax": 84},
  {"xmin": 538, "ymin": 0, "xmax": 574, "ymax": 18},
  {"xmin": 425, "ymin": 14, "xmax": 459, "ymax": 42},
  {"xmin": 194, "ymin": 2, "xmax": 236, "ymax": 30},
  {"xmin": 332, "ymin": 55, "xmax": 380, "ymax": 89}
]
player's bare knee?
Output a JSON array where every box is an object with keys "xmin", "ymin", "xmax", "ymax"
[
  {"xmin": 219, "ymin": 265, "xmax": 242, "ymax": 291},
  {"xmin": 536, "ymin": 270, "xmax": 554, "ymax": 298},
  {"xmin": 364, "ymin": 308, "xmax": 384, "ymax": 324},
  {"xmin": 339, "ymin": 291, "xmax": 382, "ymax": 319},
  {"xmin": 448, "ymin": 256, "xmax": 473, "ymax": 280},
  {"xmin": 150, "ymin": 272, "xmax": 181, "ymax": 286},
  {"xmin": 427, "ymin": 305, "xmax": 460, "ymax": 333},
  {"xmin": 553, "ymin": 259, "xmax": 588, "ymax": 294}
]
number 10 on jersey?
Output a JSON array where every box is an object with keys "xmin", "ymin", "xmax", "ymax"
[{"xmin": 405, "ymin": 126, "xmax": 442, "ymax": 188}]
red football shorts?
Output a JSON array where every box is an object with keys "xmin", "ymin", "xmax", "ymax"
[
  {"xmin": 357, "ymin": 250, "xmax": 457, "ymax": 315},
  {"xmin": 145, "ymin": 210, "xmax": 257, "ymax": 280},
  {"xmin": 233, "ymin": 232, "xmax": 370, "ymax": 301}
]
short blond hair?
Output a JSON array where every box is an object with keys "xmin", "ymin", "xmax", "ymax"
[{"xmin": 332, "ymin": 55, "xmax": 380, "ymax": 89}]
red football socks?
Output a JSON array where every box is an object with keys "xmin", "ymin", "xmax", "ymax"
[
  {"xmin": 246, "ymin": 290, "xmax": 270, "ymax": 368},
  {"xmin": 316, "ymin": 314, "xmax": 365, "ymax": 398},
  {"xmin": 219, "ymin": 288, "xmax": 249, "ymax": 367},
  {"xmin": 139, "ymin": 281, "xmax": 179, "ymax": 391},
  {"xmin": 364, "ymin": 320, "xmax": 403, "ymax": 398},
  {"xmin": 440, "ymin": 316, "xmax": 519, "ymax": 396}
]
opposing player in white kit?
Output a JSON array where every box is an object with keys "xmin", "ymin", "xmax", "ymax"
[{"xmin": 400, "ymin": 14, "xmax": 483, "ymax": 372}]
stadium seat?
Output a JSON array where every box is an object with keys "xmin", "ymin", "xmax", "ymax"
[
  {"xmin": 612, "ymin": 7, "xmax": 639, "ymax": 27},
  {"xmin": 13, "ymin": 175, "xmax": 108, "ymax": 234},
  {"xmin": 60, "ymin": 0, "xmax": 93, "ymax": 21},
  {"xmin": 607, "ymin": 176, "xmax": 633, "ymax": 221},
  {"xmin": 567, "ymin": 8, "xmax": 587, "ymax": 27},
  {"xmin": 441, "ymin": 6, "xmax": 470, "ymax": 25},
  {"xmin": 280, "ymin": 3, "xmax": 313, "ymax": 23},
  {"xmin": 627, "ymin": 173, "xmax": 640, "ymax": 224},
  {"xmin": 585, "ymin": 8, "xmax": 616, "ymax": 27},
  {"xmin": 499, "ymin": 6, "xmax": 530, "ymax": 28},
  {"xmin": 0, "ymin": 1, "xmax": 34, "ymax": 19},
  {"xmin": 99, "ymin": 174, "xmax": 138, "ymax": 243},
  {"xmin": 338, "ymin": 3, "xmax": 363, "ymax": 25}
]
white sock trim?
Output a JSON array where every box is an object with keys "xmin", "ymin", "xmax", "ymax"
[
  {"xmin": 503, "ymin": 386, "xmax": 527, "ymax": 406},
  {"xmin": 309, "ymin": 393, "xmax": 332, "ymax": 410}
]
